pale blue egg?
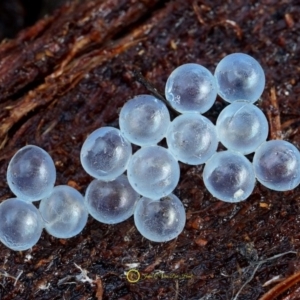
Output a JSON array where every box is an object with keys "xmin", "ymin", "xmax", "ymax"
[
  {"xmin": 216, "ymin": 101, "xmax": 268, "ymax": 154},
  {"xmin": 134, "ymin": 193, "xmax": 186, "ymax": 242},
  {"xmin": 119, "ymin": 95, "xmax": 170, "ymax": 146},
  {"xmin": 127, "ymin": 146, "xmax": 180, "ymax": 200},
  {"xmin": 214, "ymin": 53, "xmax": 265, "ymax": 103},
  {"xmin": 165, "ymin": 63, "xmax": 217, "ymax": 114},
  {"xmin": 253, "ymin": 140, "xmax": 300, "ymax": 191},
  {"xmin": 85, "ymin": 174, "xmax": 140, "ymax": 224},
  {"xmin": 7, "ymin": 145, "xmax": 56, "ymax": 202},
  {"xmin": 166, "ymin": 113, "xmax": 218, "ymax": 165},
  {"xmin": 80, "ymin": 127, "xmax": 132, "ymax": 181},
  {"xmin": 39, "ymin": 185, "xmax": 88, "ymax": 238},
  {"xmin": 203, "ymin": 150, "xmax": 255, "ymax": 202},
  {"xmin": 0, "ymin": 198, "xmax": 43, "ymax": 251}
]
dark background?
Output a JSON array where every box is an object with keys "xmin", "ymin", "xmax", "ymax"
[{"xmin": 0, "ymin": 0, "xmax": 68, "ymax": 40}]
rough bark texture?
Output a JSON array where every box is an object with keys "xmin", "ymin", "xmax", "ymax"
[{"xmin": 0, "ymin": 0, "xmax": 300, "ymax": 299}]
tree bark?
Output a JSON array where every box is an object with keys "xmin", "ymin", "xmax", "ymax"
[{"xmin": 0, "ymin": 0, "xmax": 300, "ymax": 299}]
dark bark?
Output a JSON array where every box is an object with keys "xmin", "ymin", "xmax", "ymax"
[
  {"xmin": 0, "ymin": 0, "xmax": 300, "ymax": 299},
  {"xmin": 0, "ymin": 0, "xmax": 69, "ymax": 40}
]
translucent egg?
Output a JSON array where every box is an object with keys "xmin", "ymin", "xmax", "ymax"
[
  {"xmin": 166, "ymin": 114, "xmax": 218, "ymax": 165},
  {"xmin": 7, "ymin": 145, "xmax": 56, "ymax": 202},
  {"xmin": 134, "ymin": 193, "xmax": 186, "ymax": 242},
  {"xmin": 119, "ymin": 95, "xmax": 171, "ymax": 146},
  {"xmin": 214, "ymin": 53, "xmax": 265, "ymax": 103},
  {"xmin": 165, "ymin": 63, "xmax": 217, "ymax": 114},
  {"xmin": 39, "ymin": 185, "xmax": 88, "ymax": 238},
  {"xmin": 203, "ymin": 150, "xmax": 255, "ymax": 202},
  {"xmin": 216, "ymin": 101, "xmax": 269, "ymax": 155},
  {"xmin": 80, "ymin": 127, "xmax": 132, "ymax": 181},
  {"xmin": 85, "ymin": 174, "xmax": 140, "ymax": 224},
  {"xmin": 0, "ymin": 198, "xmax": 43, "ymax": 251},
  {"xmin": 127, "ymin": 146, "xmax": 180, "ymax": 200},
  {"xmin": 253, "ymin": 140, "xmax": 300, "ymax": 191}
]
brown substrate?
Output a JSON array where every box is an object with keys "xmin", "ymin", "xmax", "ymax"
[{"xmin": 0, "ymin": 1, "xmax": 300, "ymax": 299}]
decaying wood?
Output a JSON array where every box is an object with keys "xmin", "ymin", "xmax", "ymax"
[
  {"xmin": 0, "ymin": 0, "xmax": 300, "ymax": 299},
  {"xmin": 259, "ymin": 271, "xmax": 300, "ymax": 300}
]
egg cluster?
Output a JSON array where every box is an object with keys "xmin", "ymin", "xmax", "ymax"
[
  {"xmin": 0, "ymin": 145, "xmax": 88, "ymax": 251},
  {"xmin": 80, "ymin": 99, "xmax": 186, "ymax": 243},
  {"xmin": 1, "ymin": 53, "xmax": 300, "ymax": 251}
]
